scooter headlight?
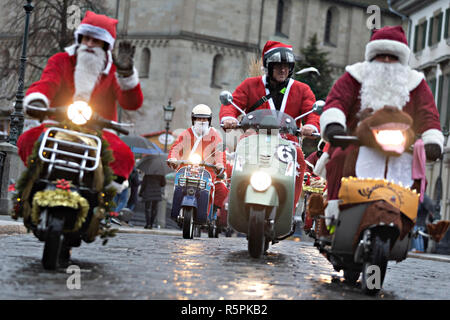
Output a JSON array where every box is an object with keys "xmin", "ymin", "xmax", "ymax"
[
  {"xmin": 67, "ymin": 101, "xmax": 93, "ymax": 125},
  {"xmin": 250, "ymin": 171, "xmax": 272, "ymax": 192},
  {"xmin": 188, "ymin": 153, "xmax": 202, "ymax": 165},
  {"xmin": 372, "ymin": 129, "xmax": 406, "ymax": 154}
]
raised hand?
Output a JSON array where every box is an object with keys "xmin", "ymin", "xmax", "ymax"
[{"xmin": 113, "ymin": 41, "xmax": 136, "ymax": 77}]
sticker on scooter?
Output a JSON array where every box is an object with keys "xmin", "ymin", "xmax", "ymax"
[{"xmin": 276, "ymin": 145, "xmax": 295, "ymax": 164}]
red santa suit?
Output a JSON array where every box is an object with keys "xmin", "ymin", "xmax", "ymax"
[
  {"xmin": 320, "ymin": 26, "xmax": 443, "ymax": 202},
  {"xmin": 219, "ymin": 74, "xmax": 320, "ymax": 210},
  {"xmin": 168, "ymin": 127, "xmax": 227, "ymax": 208},
  {"xmin": 17, "ymin": 11, "xmax": 143, "ymax": 179}
]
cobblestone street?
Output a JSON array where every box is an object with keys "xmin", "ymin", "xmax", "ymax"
[{"xmin": 0, "ymin": 233, "xmax": 449, "ymax": 300}]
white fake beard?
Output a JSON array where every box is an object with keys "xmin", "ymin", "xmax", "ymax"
[
  {"xmin": 74, "ymin": 44, "xmax": 107, "ymax": 101},
  {"xmin": 193, "ymin": 121, "xmax": 210, "ymax": 136},
  {"xmin": 359, "ymin": 61, "xmax": 410, "ymax": 112}
]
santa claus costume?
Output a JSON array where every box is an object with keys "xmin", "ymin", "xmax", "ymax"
[
  {"xmin": 18, "ymin": 11, "xmax": 143, "ymax": 179},
  {"xmin": 219, "ymin": 40, "xmax": 321, "ymax": 210},
  {"xmin": 168, "ymin": 125, "xmax": 227, "ymax": 219},
  {"xmin": 319, "ymin": 25, "xmax": 443, "ymax": 218}
]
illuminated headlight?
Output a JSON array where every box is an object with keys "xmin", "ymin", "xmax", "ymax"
[
  {"xmin": 373, "ymin": 129, "xmax": 406, "ymax": 154},
  {"xmin": 250, "ymin": 171, "xmax": 272, "ymax": 192},
  {"xmin": 178, "ymin": 178, "xmax": 186, "ymax": 186},
  {"xmin": 199, "ymin": 180, "xmax": 206, "ymax": 189},
  {"xmin": 67, "ymin": 101, "xmax": 92, "ymax": 125},
  {"xmin": 189, "ymin": 153, "xmax": 202, "ymax": 165}
]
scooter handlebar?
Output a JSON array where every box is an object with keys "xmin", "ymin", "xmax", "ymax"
[{"xmin": 166, "ymin": 159, "xmax": 223, "ymax": 173}]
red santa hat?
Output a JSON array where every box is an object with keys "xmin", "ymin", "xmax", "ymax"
[
  {"xmin": 365, "ymin": 25, "xmax": 411, "ymax": 65},
  {"xmin": 261, "ymin": 41, "xmax": 295, "ymax": 77},
  {"xmin": 74, "ymin": 11, "xmax": 118, "ymax": 51},
  {"xmin": 262, "ymin": 41, "xmax": 292, "ymax": 59}
]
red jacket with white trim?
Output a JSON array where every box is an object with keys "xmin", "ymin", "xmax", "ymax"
[
  {"xmin": 219, "ymin": 75, "xmax": 320, "ymax": 132},
  {"xmin": 24, "ymin": 49, "xmax": 143, "ymax": 121}
]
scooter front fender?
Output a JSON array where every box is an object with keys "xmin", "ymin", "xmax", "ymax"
[
  {"xmin": 244, "ymin": 185, "xmax": 279, "ymax": 207},
  {"xmin": 181, "ymin": 195, "xmax": 198, "ymax": 208}
]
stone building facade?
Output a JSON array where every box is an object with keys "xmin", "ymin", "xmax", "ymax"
[
  {"xmin": 103, "ymin": 0, "xmax": 403, "ymax": 132},
  {"xmin": 0, "ymin": 0, "xmax": 402, "ymax": 133}
]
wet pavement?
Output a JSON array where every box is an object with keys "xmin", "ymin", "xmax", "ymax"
[{"xmin": 1, "ymin": 232, "xmax": 449, "ymax": 300}]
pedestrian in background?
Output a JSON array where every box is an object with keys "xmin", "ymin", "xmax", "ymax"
[
  {"xmin": 140, "ymin": 174, "xmax": 166, "ymax": 229},
  {"xmin": 126, "ymin": 167, "xmax": 142, "ymax": 211},
  {"xmin": 411, "ymin": 194, "xmax": 434, "ymax": 253}
]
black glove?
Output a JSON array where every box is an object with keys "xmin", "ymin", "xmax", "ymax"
[
  {"xmin": 424, "ymin": 143, "xmax": 442, "ymax": 161},
  {"xmin": 25, "ymin": 99, "xmax": 47, "ymax": 119},
  {"xmin": 324, "ymin": 123, "xmax": 348, "ymax": 148},
  {"xmin": 113, "ymin": 41, "xmax": 135, "ymax": 77}
]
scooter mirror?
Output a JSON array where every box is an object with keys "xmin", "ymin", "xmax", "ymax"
[
  {"xmin": 312, "ymin": 100, "xmax": 325, "ymax": 115},
  {"xmin": 219, "ymin": 91, "xmax": 233, "ymax": 106}
]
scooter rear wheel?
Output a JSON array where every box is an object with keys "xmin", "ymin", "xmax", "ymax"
[
  {"xmin": 182, "ymin": 208, "xmax": 194, "ymax": 239},
  {"xmin": 248, "ymin": 206, "xmax": 266, "ymax": 258}
]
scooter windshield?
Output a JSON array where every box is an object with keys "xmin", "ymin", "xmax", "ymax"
[{"xmin": 240, "ymin": 109, "xmax": 298, "ymax": 135}]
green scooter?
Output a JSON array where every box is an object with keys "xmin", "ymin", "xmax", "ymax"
[{"xmin": 219, "ymin": 91, "xmax": 323, "ymax": 258}]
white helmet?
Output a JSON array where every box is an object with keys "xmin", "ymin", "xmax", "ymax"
[{"xmin": 191, "ymin": 104, "xmax": 212, "ymax": 125}]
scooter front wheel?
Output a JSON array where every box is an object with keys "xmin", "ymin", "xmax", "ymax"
[
  {"xmin": 361, "ymin": 235, "xmax": 390, "ymax": 295},
  {"xmin": 248, "ymin": 206, "xmax": 266, "ymax": 258},
  {"xmin": 42, "ymin": 213, "xmax": 65, "ymax": 270},
  {"xmin": 182, "ymin": 207, "xmax": 194, "ymax": 239}
]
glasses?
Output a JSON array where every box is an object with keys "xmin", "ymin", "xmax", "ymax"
[{"xmin": 374, "ymin": 54, "xmax": 399, "ymax": 61}]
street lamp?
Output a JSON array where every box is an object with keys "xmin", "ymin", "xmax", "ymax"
[
  {"xmin": 163, "ymin": 100, "xmax": 175, "ymax": 153},
  {"xmin": 8, "ymin": 0, "xmax": 34, "ymax": 146}
]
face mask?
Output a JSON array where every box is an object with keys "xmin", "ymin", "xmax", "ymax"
[{"xmin": 193, "ymin": 121, "xmax": 209, "ymax": 136}]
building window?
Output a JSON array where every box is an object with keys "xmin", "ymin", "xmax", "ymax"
[
  {"xmin": 275, "ymin": 0, "xmax": 291, "ymax": 37},
  {"xmin": 211, "ymin": 54, "xmax": 225, "ymax": 88},
  {"xmin": 428, "ymin": 12, "xmax": 444, "ymax": 47},
  {"xmin": 413, "ymin": 20, "xmax": 428, "ymax": 52},
  {"xmin": 445, "ymin": 8, "xmax": 450, "ymax": 39},
  {"xmin": 139, "ymin": 48, "xmax": 150, "ymax": 78},
  {"xmin": 324, "ymin": 7, "xmax": 339, "ymax": 47},
  {"xmin": 444, "ymin": 74, "xmax": 450, "ymax": 131}
]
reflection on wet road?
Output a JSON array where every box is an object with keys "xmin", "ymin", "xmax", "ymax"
[{"xmin": 0, "ymin": 233, "xmax": 448, "ymax": 299}]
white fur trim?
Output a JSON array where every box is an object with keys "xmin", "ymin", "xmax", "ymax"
[
  {"xmin": 104, "ymin": 50, "xmax": 113, "ymax": 75},
  {"xmin": 220, "ymin": 116, "xmax": 239, "ymax": 124},
  {"xmin": 325, "ymin": 199, "xmax": 340, "ymax": 227},
  {"xmin": 345, "ymin": 61, "xmax": 424, "ymax": 91},
  {"xmin": 303, "ymin": 124, "xmax": 318, "ymax": 133},
  {"xmin": 320, "ymin": 108, "xmax": 347, "ymax": 138},
  {"xmin": 365, "ymin": 39, "xmax": 411, "ymax": 66},
  {"xmin": 116, "ymin": 67, "xmax": 139, "ymax": 90},
  {"xmin": 23, "ymin": 92, "xmax": 49, "ymax": 108},
  {"xmin": 422, "ymin": 129, "xmax": 444, "ymax": 152},
  {"xmin": 74, "ymin": 23, "xmax": 115, "ymax": 49},
  {"xmin": 65, "ymin": 44, "xmax": 77, "ymax": 56},
  {"xmin": 313, "ymin": 152, "xmax": 329, "ymax": 179}
]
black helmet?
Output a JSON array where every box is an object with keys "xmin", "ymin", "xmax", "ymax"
[{"xmin": 262, "ymin": 41, "xmax": 295, "ymax": 79}]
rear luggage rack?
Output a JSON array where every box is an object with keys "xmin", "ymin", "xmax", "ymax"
[{"xmin": 38, "ymin": 127, "xmax": 102, "ymax": 184}]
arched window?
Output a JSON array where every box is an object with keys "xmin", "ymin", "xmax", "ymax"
[
  {"xmin": 139, "ymin": 48, "xmax": 150, "ymax": 78},
  {"xmin": 211, "ymin": 54, "xmax": 225, "ymax": 88},
  {"xmin": 324, "ymin": 7, "xmax": 339, "ymax": 47},
  {"xmin": 0, "ymin": 49, "xmax": 10, "ymax": 76},
  {"xmin": 275, "ymin": 0, "xmax": 291, "ymax": 37}
]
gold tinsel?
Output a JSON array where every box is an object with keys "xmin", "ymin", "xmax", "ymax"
[{"xmin": 31, "ymin": 189, "xmax": 89, "ymax": 232}]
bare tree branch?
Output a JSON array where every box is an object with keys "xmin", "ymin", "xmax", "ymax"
[{"xmin": 0, "ymin": 0, "xmax": 108, "ymax": 102}]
